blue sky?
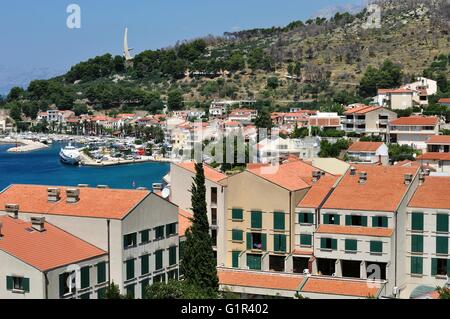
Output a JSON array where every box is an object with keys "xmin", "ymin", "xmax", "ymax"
[{"xmin": 0, "ymin": 0, "xmax": 365, "ymax": 93}]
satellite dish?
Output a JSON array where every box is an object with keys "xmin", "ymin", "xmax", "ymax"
[{"xmin": 161, "ymin": 188, "xmax": 171, "ymax": 199}]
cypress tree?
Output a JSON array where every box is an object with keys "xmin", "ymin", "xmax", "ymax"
[{"xmin": 180, "ymin": 163, "xmax": 219, "ymax": 295}]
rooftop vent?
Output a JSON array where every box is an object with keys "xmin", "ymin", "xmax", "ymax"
[
  {"xmin": 152, "ymin": 183, "xmax": 163, "ymax": 191},
  {"xmin": 66, "ymin": 188, "xmax": 80, "ymax": 203},
  {"xmin": 97, "ymin": 185, "xmax": 109, "ymax": 189},
  {"xmin": 404, "ymin": 174, "xmax": 413, "ymax": 185},
  {"xmin": 77, "ymin": 184, "xmax": 89, "ymax": 188},
  {"xmin": 5, "ymin": 204, "xmax": 19, "ymax": 219},
  {"xmin": 358, "ymin": 171, "xmax": 367, "ymax": 184},
  {"xmin": 350, "ymin": 166, "xmax": 357, "ymax": 176},
  {"xmin": 30, "ymin": 217, "xmax": 46, "ymax": 232},
  {"xmin": 312, "ymin": 170, "xmax": 322, "ymax": 183},
  {"xmin": 47, "ymin": 188, "xmax": 61, "ymax": 202}
]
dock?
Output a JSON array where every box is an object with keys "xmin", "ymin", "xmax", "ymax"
[{"xmin": 0, "ymin": 138, "xmax": 49, "ymax": 153}]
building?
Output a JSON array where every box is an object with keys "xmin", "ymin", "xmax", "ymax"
[
  {"xmin": 346, "ymin": 141, "xmax": 389, "ymax": 165},
  {"xmin": 0, "ymin": 214, "xmax": 108, "ymax": 299},
  {"xmin": 209, "ymin": 101, "xmax": 238, "ymax": 117},
  {"xmin": 438, "ymin": 98, "xmax": 450, "ymax": 108},
  {"xmin": 169, "ymin": 162, "xmax": 228, "ymax": 266},
  {"xmin": 308, "ymin": 112, "xmax": 341, "ymax": 130},
  {"xmin": 0, "ymin": 185, "xmax": 180, "ymax": 299},
  {"xmin": 377, "ymin": 88, "xmax": 415, "ymax": 110},
  {"xmin": 405, "ymin": 77, "xmax": 438, "ymax": 107},
  {"xmin": 416, "ymin": 153, "xmax": 450, "ymax": 174},
  {"xmin": 228, "ymin": 108, "xmax": 258, "ymax": 124},
  {"xmin": 256, "ymin": 137, "xmax": 320, "ymax": 163},
  {"xmin": 343, "ymin": 105, "xmax": 397, "ymax": 137},
  {"xmin": 388, "ymin": 117, "xmax": 440, "ymax": 150},
  {"xmin": 426, "ymin": 135, "xmax": 450, "ymax": 153}
]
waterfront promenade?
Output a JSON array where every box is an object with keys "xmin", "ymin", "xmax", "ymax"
[
  {"xmin": 79, "ymin": 151, "xmax": 179, "ymax": 167},
  {"xmin": 0, "ymin": 138, "xmax": 49, "ymax": 153}
]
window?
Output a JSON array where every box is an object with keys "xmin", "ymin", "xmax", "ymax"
[
  {"xmin": 232, "ymin": 229, "xmax": 243, "ymax": 242},
  {"xmin": 411, "ymin": 212, "xmax": 424, "ymax": 231},
  {"xmin": 323, "ymin": 214, "xmax": 340, "ymax": 225},
  {"xmin": 59, "ymin": 272, "xmax": 75, "ymax": 297},
  {"xmin": 125, "ymin": 259, "xmax": 135, "ymax": 280},
  {"xmin": 211, "ymin": 208, "xmax": 217, "ymax": 226},
  {"xmin": 169, "ymin": 246, "xmax": 177, "ymax": 266},
  {"xmin": 155, "ymin": 226, "xmax": 165, "ymax": 240},
  {"xmin": 97, "ymin": 287, "xmax": 106, "ymax": 299},
  {"xmin": 80, "ymin": 266, "xmax": 90, "ymax": 289},
  {"xmin": 140, "ymin": 254, "xmax": 150, "ymax": 275},
  {"xmin": 153, "ymin": 274, "xmax": 165, "ymax": 283},
  {"xmin": 370, "ymin": 241, "xmax": 383, "ymax": 254},
  {"xmin": 437, "ymin": 214, "xmax": 449, "ymax": 233},
  {"xmin": 140, "ymin": 229, "xmax": 150, "ymax": 244},
  {"xmin": 123, "ymin": 233, "xmax": 137, "ymax": 248},
  {"xmin": 247, "ymin": 254, "xmax": 262, "ymax": 270},
  {"xmin": 345, "ymin": 215, "xmax": 367, "ymax": 227},
  {"xmin": 211, "ymin": 187, "xmax": 218, "ymax": 205},
  {"xmin": 432, "ymin": 258, "xmax": 449, "ymax": 276},
  {"xmin": 80, "ymin": 293, "xmax": 90, "ymax": 300},
  {"xmin": 345, "ymin": 239, "xmax": 358, "ymax": 252},
  {"xmin": 436, "ymin": 236, "xmax": 448, "ymax": 254},
  {"xmin": 300, "ymin": 234, "xmax": 312, "ymax": 247},
  {"xmin": 273, "ymin": 212, "xmax": 285, "ymax": 230},
  {"xmin": 320, "ymin": 238, "xmax": 337, "ymax": 250},
  {"xmin": 411, "ymin": 235, "xmax": 423, "ymax": 253},
  {"xmin": 6, "ymin": 276, "xmax": 29, "ymax": 293},
  {"xmin": 273, "ymin": 234, "xmax": 287, "ymax": 252},
  {"xmin": 411, "ymin": 257, "xmax": 423, "ymax": 275},
  {"xmin": 97, "ymin": 262, "xmax": 107, "ymax": 284},
  {"xmin": 141, "ymin": 279, "xmax": 150, "ymax": 298},
  {"xmin": 168, "ymin": 270, "xmax": 178, "ymax": 281},
  {"xmin": 372, "ymin": 216, "xmax": 388, "ymax": 228},
  {"xmin": 125, "ymin": 284, "xmax": 135, "ymax": 299},
  {"xmin": 155, "ymin": 250, "xmax": 164, "ymax": 270},
  {"xmin": 247, "ymin": 232, "xmax": 266, "ymax": 251},
  {"xmin": 232, "ymin": 251, "xmax": 240, "ymax": 268},
  {"xmin": 232, "ymin": 208, "xmax": 243, "ymax": 220},
  {"xmin": 251, "ymin": 211, "xmax": 262, "ymax": 229},
  {"xmin": 298, "ymin": 212, "xmax": 314, "ymax": 224},
  {"xmin": 166, "ymin": 223, "xmax": 177, "ymax": 237},
  {"xmin": 211, "ymin": 229, "xmax": 217, "ymax": 247}
]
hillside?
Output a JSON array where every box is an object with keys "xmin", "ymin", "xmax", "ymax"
[{"xmin": 1, "ymin": 0, "xmax": 450, "ymax": 117}]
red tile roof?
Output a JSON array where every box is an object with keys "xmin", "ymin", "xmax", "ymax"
[
  {"xmin": 416, "ymin": 152, "xmax": 450, "ymax": 161},
  {"xmin": 344, "ymin": 105, "xmax": 382, "ymax": 115},
  {"xmin": 0, "ymin": 216, "xmax": 106, "ymax": 271},
  {"xmin": 378, "ymin": 88, "xmax": 413, "ymax": 94},
  {"xmin": 426, "ymin": 135, "xmax": 450, "ymax": 145},
  {"xmin": 409, "ymin": 177, "xmax": 450, "ymax": 209},
  {"xmin": 316, "ymin": 224, "xmax": 394, "ymax": 237},
  {"xmin": 309, "ymin": 118, "xmax": 341, "ymax": 127},
  {"xmin": 0, "ymin": 185, "xmax": 150, "ymax": 220},
  {"xmin": 438, "ymin": 98, "xmax": 450, "ymax": 104},
  {"xmin": 178, "ymin": 208, "xmax": 193, "ymax": 236},
  {"xmin": 300, "ymin": 277, "xmax": 383, "ymax": 297},
  {"xmin": 348, "ymin": 142, "xmax": 384, "ymax": 152},
  {"xmin": 176, "ymin": 162, "xmax": 227, "ymax": 183},
  {"xmin": 389, "ymin": 116, "xmax": 439, "ymax": 126},
  {"xmin": 322, "ymin": 165, "xmax": 419, "ymax": 212},
  {"xmin": 218, "ymin": 269, "xmax": 304, "ymax": 291},
  {"xmin": 297, "ymin": 175, "xmax": 339, "ymax": 208}
]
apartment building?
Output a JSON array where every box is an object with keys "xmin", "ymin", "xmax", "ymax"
[
  {"xmin": 228, "ymin": 108, "xmax": 258, "ymax": 124},
  {"xmin": 0, "ymin": 214, "xmax": 108, "ymax": 299},
  {"xmin": 405, "ymin": 77, "xmax": 437, "ymax": 107},
  {"xmin": 169, "ymin": 162, "xmax": 228, "ymax": 266},
  {"xmin": 256, "ymin": 137, "xmax": 320, "ymax": 163},
  {"xmin": 388, "ymin": 117, "xmax": 440, "ymax": 150},
  {"xmin": 377, "ymin": 88, "xmax": 415, "ymax": 110},
  {"xmin": 403, "ymin": 176, "xmax": 450, "ymax": 298},
  {"xmin": 346, "ymin": 141, "xmax": 389, "ymax": 165},
  {"xmin": 343, "ymin": 105, "xmax": 397, "ymax": 137},
  {"xmin": 0, "ymin": 185, "xmax": 179, "ymax": 299},
  {"xmin": 438, "ymin": 98, "xmax": 450, "ymax": 108},
  {"xmin": 308, "ymin": 112, "xmax": 341, "ymax": 130}
]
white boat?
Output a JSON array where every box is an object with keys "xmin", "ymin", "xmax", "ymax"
[{"xmin": 60, "ymin": 144, "xmax": 81, "ymax": 165}]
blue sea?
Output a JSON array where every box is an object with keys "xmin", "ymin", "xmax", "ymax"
[{"xmin": 0, "ymin": 142, "xmax": 169, "ymax": 191}]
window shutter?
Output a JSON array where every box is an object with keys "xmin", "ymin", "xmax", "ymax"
[
  {"xmin": 274, "ymin": 212, "xmax": 285, "ymax": 230},
  {"xmin": 97, "ymin": 262, "xmax": 106, "ymax": 284},
  {"xmin": 141, "ymin": 230, "xmax": 149, "ymax": 243},
  {"xmin": 412, "ymin": 212, "xmax": 423, "ymax": 231},
  {"xmin": 345, "ymin": 239, "xmax": 357, "ymax": 251},
  {"xmin": 232, "ymin": 251, "xmax": 240, "ymax": 268},
  {"xmin": 169, "ymin": 246, "xmax": 177, "ymax": 266},
  {"xmin": 274, "ymin": 235, "xmax": 280, "ymax": 251},
  {"xmin": 411, "ymin": 235, "xmax": 423, "ymax": 253},
  {"xmin": 246, "ymin": 233, "xmax": 252, "ymax": 250},
  {"xmin": 80, "ymin": 266, "xmax": 90, "ymax": 289},
  {"xmin": 141, "ymin": 255, "xmax": 149, "ymax": 275},
  {"xmin": 436, "ymin": 237, "xmax": 448, "ymax": 254},
  {"xmin": 372, "ymin": 216, "xmax": 378, "ymax": 227},
  {"xmin": 320, "ymin": 238, "xmax": 326, "ymax": 249},
  {"xmin": 59, "ymin": 273, "xmax": 66, "ymax": 297},
  {"xmin": 437, "ymin": 214, "xmax": 449, "ymax": 232},
  {"xmin": 331, "ymin": 239, "xmax": 338, "ymax": 250},
  {"xmin": 411, "ymin": 257, "xmax": 423, "ymax": 275},
  {"xmin": 232, "ymin": 208, "xmax": 243, "ymax": 220},
  {"xmin": 126, "ymin": 259, "xmax": 135, "ymax": 280},
  {"xmin": 345, "ymin": 215, "xmax": 352, "ymax": 226},
  {"xmin": 431, "ymin": 258, "xmax": 437, "ymax": 276},
  {"xmin": 361, "ymin": 216, "xmax": 368, "ymax": 227},
  {"xmin": 280, "ymin": 235, "xmax": 286, "ymax": 252},
  {"xmin": 261, "ymin": 234, "xmax": 267, "ymax": 251},
  {"xmin": 334, "ymin": 214, "xmax": 340, "ymax": 225},
  {"xmin": 6, "ymin": 276, "xmax": 13, "ymax": 291},
  {"xmin": 141, "ymin": 279, "xmax": 150, "ymax": 298},
  {"xmin": 371, "ymin": 241, "xmax": 382, "ymax": 253},
  {"xmin": 251, "ymin": 211, "xmax": 262, "ymax": 229},
  {"xmin": 300, "ymin": 234, "xmax": 312, "ymax": 246},
  {"xmin": 97, "ymin": 287, "xmax": 106, "ymax": 299}
]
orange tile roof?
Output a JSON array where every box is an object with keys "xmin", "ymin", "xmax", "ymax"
[
  {"xmin": 0, "ymin": 216, "xmax": 106, "ymax": 271},
  {"xmin": 218, "ymin": 269, "xmax": 304, "ymax": 291},
  {"xmin": 426, "ymin": 135, "xmax": 450, "ymax": 145},
  {"xmin": 416, "ymin": 152, "xmax": 450, "ymax": 161},
  {"xmin": 0, "ymin": 185, "xmax": 150, "ymax": 220},
  {"xmin": 316, "ymin": 224, "xmax": 394, "ymax": 237},
  {"xmin": 292, "ymin": 249, "xmax": 314, "ymax": 256},
  {"xmin": 297, "ymin": 175, "xmax": 339, "ymax": 208},
  {"xmin": 178, "ymin": 208, "xmax": 193, "ymax": 236},
  {"xmin": 176, "ymin": 162, "xmax": 227, "ymax": 183},
  {"xmin": 378, "ymin": 88, "xmax": 413, "ymax": 94},
  {"xmin": 438, "ymin": 98, "xmax": 450, "ymax": 104},
  {"xmin": 344, "ymin": 105, "xmax": 382, "ymax": 115},
  {"xmin": 322, "ymin": 165, "xmax": 419, "ymax": 212},
  {"xmin": 348, "ymin": 142, "xmax": 384, "ymax": 152},
  {"xmin": 409, "ymin": 177, "xmax": 450, "ymax": 209},
  {"xmin": 247, "ymin": 159, "xmax": 334, "ymax": 191},
  {"xmin": 389, "ymin": 116, "xmax": 439, "ymax": 126},
  {"xmin": 300, "ymin": 277, "xmax": 382, "ymax": 297},
  {"xmin": 309, "ymin": 118, "xmax": 341, "ymax": 127}
]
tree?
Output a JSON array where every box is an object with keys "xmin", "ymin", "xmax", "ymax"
[
  {"xmin": 436, "ymin": 286, "xmax": 450, "ymax": 299},
  {"xmin": 104, "ymin": 282, "xmax": 130, "ymax": 299},
  {"xmin": 359, "ymin": 60, "xmax": 403, "ymax": 97},
  {"xmin": 180, "ymin": 163, "xmax": 219, "ymax": 296},
  {"xmin": 7, "ymin": 87, "xmax": 25, "ymax": 101},
  {"xmin": 254, "ymin": 109, "xmax": 273, "ymax": 133},
  {"xmin": 290, "ymin": 123, "xmax": 308, "ymax": 138},
  {"xmin": 388, "ymin": 144, "xmax": 418, "ymax": 163},
  {"xmin": 144, "ymin": 280, "xmax": 211, "ymax": 299},
  {"xmin": 8, "ymin": 103, "xmax": 22, "ymax": 122},
  {"xmin": 266, "ymin": 77, "xmax": 279, "ymax": 90},
  {"xmin": 167, "ymin": 89, "xmax": 184, "ymax": 111}
]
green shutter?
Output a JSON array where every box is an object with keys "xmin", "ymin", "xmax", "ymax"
[
  {"xmin": 80, "ymin": 293, "xmax": 90, "ymax": 300},
  {"xmin": 251, "ymin": 211, "xmax": 262, "ymax": 229},
  {"xmin": 247, "ymin": 255, "xmax": 261, "ymax": 270},
  {"xmin": 141, "ymin": 279, "xmax": 150, "ymax": 298},
  {"xmin": 331, "ymin": 239, "xmax": 337, "ymax": 250},
  {"xmin": 246, "ymin": 233, "xmax": 252, "ymax": 250},
  {"xmin": 232, "ymin": 229, "xmax": 243, "ymax": 241},
  {"xmin": 97, "ymin": 287, "xmax": 106, "ymax": 299},
  {"xmin": 6, "ymin": 276, "xmax": 13, "ymax": 291},
  {"xmin": 22, "ymin": 278, "xmax": 30, "ymax": 293},
  {"xmin": 169, "ymin": 246, "xmax": 177, "ymax": 266},
  {"xmin": 126, "ymin": 284, "xmax": 135, "ymax": 299},
  {"xmin": 411, "ymin": 235, "xmax": 423, "ymax": 253},
  {"xmin": 345, "ymin": 215, "xmax": 352, "ymax": 226},
  {"xmin": 232, "ymin": 208, "xmax": 243, "ymax": 220},
  {"xmin": 412, "ymin": 212, "xmax": 424, "ymax": 231},
  {"xmin": 126, "ymin": 259, "xmax": 135, "ymax": 280},
  {"xmin": 411, "ymin": 257, "xmax": 423, "ymax": 275},
  {"xmin": 141, "ymin": 230, "xmax": 149, "ymax": 243},
  {"xmin": 155, "ymin": 250, "xmax": 163, "ymax": 270},
  {"xmin": 372, "ymin": 216, "xmax": 378, "ymax": 227},
  {"xmin": 274, "ymin": 234, "xmax": 280, "ymax": 251},
  {"xmin": 370, "ymin": 241, "xmax": 383, "ymax": 253},
  {"xmin": 141, "ymin": 255, "xmax": 149, "ymax": 275},
  {"xmin": 80, "ymin": 267, "xmax": 90, "ymax": 289},
  {"xmin": 261, "ymin": 233, "xmax": 267, "ymax": 251},
  {"xmin": 300, "ymin": 234, "xmax": 312, "ymax": 246},
  {"xmin": 97, "ymin": 262, "xmax": 106, "ymax": 284},
  {"xmin": 334, "ymin": 214, "xmax": 340, "ymax": 225},
  {"xmin": 431, "ymin": 258, "xmax": 437, "ymax": 276},
  {"xmin": 323, "ymin": 214, "xmax": 330, "ymax": 224},
  {"xmin": 232, "ymin": 251, "xmax": 240, "ymax": 268},
  {"xmin": 361, "ymin": 216, "xmax": 368, "ymax": 227},
  {"xmin": 437, "ymin": 214, "xmax": 449, "ymax": 232},
  {"xmin": 320, "ymin": 238, "xmax": 327, "ymax": 249},
  {"xmin": 436, "ymin": 237, "xmax": 448, "ymax": 254},
  {"xmin": 274, "ymin": 212, "xmax": 285, "ymax": 230},
  {"xmin": 280, "ymin": 235, "xmax": 286, "ymax": 252},
  {"xmin": 345, "ymin": 239, "xmax": 357, "ymax": 251}
]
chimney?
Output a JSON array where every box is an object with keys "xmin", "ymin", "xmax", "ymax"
[
  {"xmin": 404, "ymin": 174, "xmax": 413, "ymax": 185},
  {"xmin": 312, "ymin": 170, "xmax": 322, "ymax": 183},
  {"xmin": 358, "ymin": 171, "xmax": 367, "ymax": 184},
  {"xmin": 350, "ymin": 166, "xmax": 357, "ymax": 176},
  {"xmin": 66, "ymin": 188, "xmax": 80, "ymax": 203},
  {"xmin": 424, "ymin": 168, "xmax": 431, "ymax": 176},
  {"xmin": 419, "ymin": 171, "xmax": 425, "ymax": 185},
  {"xmin": 30, "ymin": 217, "xmax": 46, "ymax": 232},
  {"xmin": 5, "ymin": 204, "xmax": 19, "ymax": 219},
  {"xmin": 47, "ymin": 188, "xmax": 61, "ymax": 202},
  {"xmin": 97, "ymin": 185, "xmax": 109, "ymax": 189}
]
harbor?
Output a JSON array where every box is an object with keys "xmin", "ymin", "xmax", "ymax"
[{"xmin": 0, "ymin": 137, "xmax": 49, "ymax": 153}]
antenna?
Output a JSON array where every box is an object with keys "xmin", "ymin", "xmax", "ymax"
[{"xmin": 123, "ymin": 27, "xmax": 134, "ymax": 61}]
